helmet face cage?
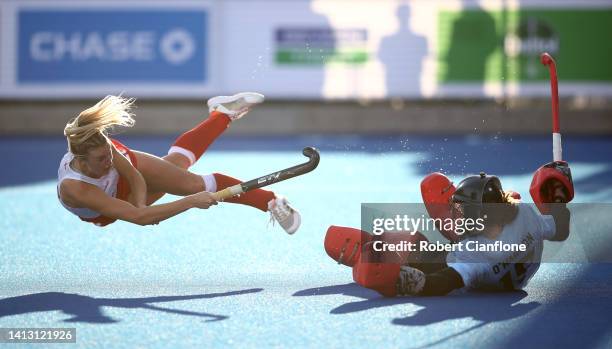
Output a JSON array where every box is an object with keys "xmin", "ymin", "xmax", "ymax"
[
  {"xmin": 483, "ymin": 180, "xmax": 504, "ymax": 204},
  {"xmin": 451, "ymin": 173, "xmax": 503, "ymax": 237}
]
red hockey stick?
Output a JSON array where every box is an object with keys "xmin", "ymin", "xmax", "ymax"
[{"xmin": 540, "ymin": 52, "xmax": 562, "ymax": 161}]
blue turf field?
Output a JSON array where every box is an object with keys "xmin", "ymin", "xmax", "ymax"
[{"xmin": 1, "ymin": 135, "xmax": 611, "ymax": 348}]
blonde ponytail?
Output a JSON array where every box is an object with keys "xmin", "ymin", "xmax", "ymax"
[{"xmin": 64, "ymin": 95, "xmax": 135, "ymax": 156}]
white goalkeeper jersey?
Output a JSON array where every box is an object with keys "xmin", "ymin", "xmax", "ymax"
[{"xmin": 447, "ymin": 204, "xmax": 556, "ymax": 291}]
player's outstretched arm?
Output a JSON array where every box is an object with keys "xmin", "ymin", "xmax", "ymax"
[
  {"xmin": 548, "ymin": 203, "xmax": 570, "ymax": 241},
  {"xmin": 530, "ymin": 161, "xmax": 573, "ymax": 241},
  {"xmin": 539, "ymin": 179, "xmax": 571, "ymax": 241},
  {"xmin": 60, "ymin": 181, "xmax": 216, "ymax": 226}
]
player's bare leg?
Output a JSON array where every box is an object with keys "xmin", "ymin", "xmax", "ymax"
[{"xmin": 142, "ymin": 92, "xmax": 266, "ymax": 203}]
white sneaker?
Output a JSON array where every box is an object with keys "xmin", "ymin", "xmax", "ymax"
[
  {"xmin": 268, "ymin": 196, "xmax": 301, "ymax": 235},
  {"xmin": 396, "ymin": 266, "xmax": 426, "ymax": 296},
  {"xmin": 207, "ymin": 92, "xmax": 264, "ymax": 121}
]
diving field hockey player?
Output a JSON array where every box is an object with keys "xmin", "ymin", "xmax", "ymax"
[{"xmin": 57, "ymin": 92, "xmax": 300, "ymax": 234}]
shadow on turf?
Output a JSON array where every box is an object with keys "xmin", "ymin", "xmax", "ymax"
[
  {"xmin": 0, "ymin": 288, "xmax": 263, "ymax": 324},
  {"xmin": 294, "ymin": 283, "xmax": 540, "ymax": 348},
  {"xmin": 500, "ymin": 264, "xmax": 612, "ymax": 349}
]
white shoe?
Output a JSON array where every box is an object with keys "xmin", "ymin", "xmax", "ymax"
[
  {"xmin": 268, "ymin": 196, "xmax": 301, "ymax": 235},
  {"xmin": 396, "ymin": 266, "xmax": 426, "ymax": 296},
  {"xmin": 207, "ymin": 92, "xmax": 264, "ymax": 121}
]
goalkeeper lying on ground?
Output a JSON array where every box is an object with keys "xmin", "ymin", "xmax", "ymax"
[{"xmin": 324, "ymin": 163, "xmax": 573, "ymax": 296}]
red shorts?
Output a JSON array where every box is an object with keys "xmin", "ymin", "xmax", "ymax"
[{"xmin": 80, "ymin": 139, "xmax": 137, "ymax": 227}]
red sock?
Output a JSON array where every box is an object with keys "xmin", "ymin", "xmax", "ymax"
[
  {"xmin": 170, "ymin": 111, "xmax": 230, "ymax": 165},
  {"xmin": 213, "ymin": 173, "xmax": 275, "ymax": 212}
]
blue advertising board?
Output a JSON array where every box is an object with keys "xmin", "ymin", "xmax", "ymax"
[{"xmin": 18, "ymin": 9, "xmax": 207, "ymax": 83}]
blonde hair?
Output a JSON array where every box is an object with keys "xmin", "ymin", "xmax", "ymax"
[{"xmin": 64, "ymin": 95, "xmax": 135, "ymax": 156}]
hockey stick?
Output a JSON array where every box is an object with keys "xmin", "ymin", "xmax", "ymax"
[
  {"xmin": 212, "ymin": 147, "xmax": 320, "ymax": 201},
  {"xmin": 540, "ymin": 52, "xmax": 562, "ymax": 161},
  {"xmin": 539, "ymin": 52, "xmax": 573, "ymax": 204}
]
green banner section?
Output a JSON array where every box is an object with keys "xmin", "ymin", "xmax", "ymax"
[
  {"xmin": 438, "ymin": 9, "xmax": 612, "ymax": 82},
  {"xmin": 276, "ymin": 49, "xmax": 368, "ymax": 65}
]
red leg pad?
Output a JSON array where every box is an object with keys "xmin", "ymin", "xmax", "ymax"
[{"xmin": 324, "ymin": 225, "xmax": 373, "ymax": 267}]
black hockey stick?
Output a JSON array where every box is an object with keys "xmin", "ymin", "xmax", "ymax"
[{"xmin": 212, "ymin": 147, "xmax": 320, "ymax": 200}]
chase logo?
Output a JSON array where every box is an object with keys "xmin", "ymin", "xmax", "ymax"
[{"xmin": 18, "ymin": 10, "xmax": 207, "ymax": 83}]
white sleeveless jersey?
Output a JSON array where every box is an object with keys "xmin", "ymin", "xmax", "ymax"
[
  {"xmin": 57, "ymin": 152, "xmax": 120, "ymax": 219},
  {"xmin": 447, "ymin": 204, "xmax": 556, "ymax": 291}
]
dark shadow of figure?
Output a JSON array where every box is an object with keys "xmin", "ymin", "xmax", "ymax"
[
  {"xmin": 391, "ymin": 291, "xmax": 539, "ymax": 348},
  {"xmin": 498, "ymin": 250, "xmax": 612, "ymax": 349},
  {"xmin": 378, "ymin": 3, "xmax": 427, "ymax": 97},
  {"xmin": 442, "ymin": 7, "xmax": 498, "ymax": 87},
  {"xmin": 295, "ymin": 283, "xmax": 539, "ymax": 348},
  {"xmin": 0, "ymin": 289, "xmax": 262, "ymax": 324},
  {"xmin": 293, "ymin": 282, "xmax": 379, "ymax": 299}
]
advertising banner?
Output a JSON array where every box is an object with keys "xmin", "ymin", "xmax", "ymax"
[
  {"xmin": 0, "ymin": 0, "xmax": 610, "ymax": 99},
  {"xmin": 438, "ymin": 8, "xmax": 612, "ymax": 83},
  {"xmin": 18, "ymin": 10, "xmax": 207, "ymax": 83},
  {"xmin": 0, "ymin": 1, "xmax": 213, "ymax": 98},
  {"xmin": 275, "ymin": 28, "xmax": 368, "ymax": 65}
]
